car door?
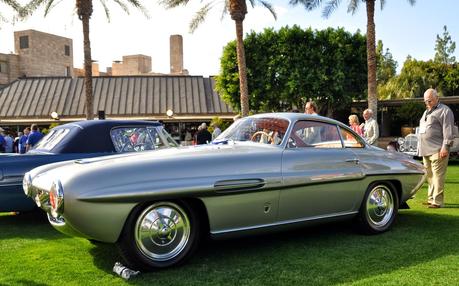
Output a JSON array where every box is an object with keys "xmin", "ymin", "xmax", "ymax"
[{"xmin": 279, "ymin": 120, "xmax": 365, "ymax": 222}]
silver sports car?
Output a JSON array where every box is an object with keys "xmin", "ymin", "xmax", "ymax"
[{"xmin": 24, "ymin": 113, "xmax": 425, "ymax": 271}]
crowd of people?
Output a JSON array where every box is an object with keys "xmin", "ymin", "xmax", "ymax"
[{"xmin": 0, "ymin": 124, "xmax": 43, "ymax": 154}]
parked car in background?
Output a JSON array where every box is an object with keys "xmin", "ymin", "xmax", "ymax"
[
  {"xmin": 0, "ymin": 120, "xmax": 178, "ymax": 212},
  {"xmin": 24, "ymin": 113, "xmax": 426, "ymax": 271},
  {"xmin": 394, "ymin": 126, "xmax": 459, "ymax": 158}
]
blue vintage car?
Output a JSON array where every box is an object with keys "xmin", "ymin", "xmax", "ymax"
[{"xmin": 0, "ymin": 120, "xmax": 178, "ymax": 212}]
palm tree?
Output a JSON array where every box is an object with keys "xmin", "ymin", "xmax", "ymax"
[
  {"xmin": 25, "ymin": 0, "xmax": 149, "ymax": 119},
  {"xmin": 161, "ymin": 0, "xmax": 276, "ymax": 117},
  {"xmin": 290, "ymin": 0, "xmax": 415, "ymax": 120}
]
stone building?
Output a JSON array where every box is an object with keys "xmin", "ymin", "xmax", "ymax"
[{"xmin": 1, "ymin": 30, "xmax": 74, "ymax": 87}]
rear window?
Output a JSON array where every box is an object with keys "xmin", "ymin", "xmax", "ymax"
[{"xmin": 33, "ymin": 128, "xmax": 70, "ymax": 151}]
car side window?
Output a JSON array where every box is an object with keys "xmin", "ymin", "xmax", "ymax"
[
  {"xmin": 111, "ymin": 127, "xmax": 155, "ymax": 152},
  {"xmin": 288, "ymin": 121, "xmax": 343, "ymax": 149},
  {"xmin": 339, "ymin": 127, "xmax": 365, "ymax": 148},
  {"xmin": 147, "ymin": 128, "xmax": 168, "ymax": 149}
]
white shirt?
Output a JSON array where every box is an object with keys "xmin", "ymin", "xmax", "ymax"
[{"xmin": 363, "ymin": 118, "xmax": 379, "ymax": 145}]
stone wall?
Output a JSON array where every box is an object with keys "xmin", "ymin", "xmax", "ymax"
[
  {"xmin": 111, "ymin": 55, "xmax": 152, "ymax": 76},
  {"xmin": 14, "ymin": 30, "xmax": 74, "ymax": 77},
  {"xmin": 0, "ymin": 53, "xmax": 20, "ymax": 86}
]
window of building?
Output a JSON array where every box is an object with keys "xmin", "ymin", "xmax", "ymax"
[
  {"xmin": 0, "ymin": 61, "xmax": 8, "ymax": 73},
  {"xmin": 65, "ymin": 66, "xmax": 71, "ymax": 76},
  {"xmin": 19, "ymin": 36, "xmax": 29, "ymax": 49},
  {"xmin": 64, "ymin": 45, "xmax": 70, "ymax": 56}
]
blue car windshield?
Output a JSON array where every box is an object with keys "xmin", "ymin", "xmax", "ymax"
[{"xmin": 216, "ymin": 117, "xmax": 289, "ymax": 145}]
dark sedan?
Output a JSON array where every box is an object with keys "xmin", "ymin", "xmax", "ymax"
[{"xmin": 0, "ymin": 120, "xmax": 178, "ymax": 212}]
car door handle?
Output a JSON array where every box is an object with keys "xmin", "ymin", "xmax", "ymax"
[{"xmin": 345, "ymin": 158, "xmax": 360, "ymax": 165}]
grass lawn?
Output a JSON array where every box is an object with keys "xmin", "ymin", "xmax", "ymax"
[{"xmin": 1, "ymin": 164, "xmax": 458, "ymax": 285}]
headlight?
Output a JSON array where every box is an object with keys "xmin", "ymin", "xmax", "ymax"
[
  {"xmin": 49, "ymin": 180, "xmax": 64, "ymax": 218},
  {"xmin": 397, "ymin": 137, "xmax": 405, "ymax": 146},
  {"xmin": 23, "ymin": 173, "xmax": 32, "ymax": 196}
]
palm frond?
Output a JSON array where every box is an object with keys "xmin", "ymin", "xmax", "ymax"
[
  {"xmin": 159, "ymin": 0, "xmax": 190, "ymax": 9},
  {"xmin": 99, "ymin": 0, "xmax": 111, "ymax": 21},
  {"xmin": 3, "ymin": 0, "xmax": 21, "ymax": 12},
  {"xmin": 323, "ymin": 0, "xmax": 340, "ymax": 18},
  {"xmin": 189, "ymin": 2, "xmax": 213, "ymax": 33},
  {"xmin": 407, "ymin": 0, "xmax": 416, "ymax": 6},
  {"xmin": 380, "ymin": 0, "xmax": 385, "ymax": 10},
  {"xmin": 44, "ymin": 0, "xmax": 60, "ymax": 17},
  {"xmin": 112, "ymin": 0, "xmax": 130, "ymax": 15},
  {"xmin": 289, "ymin": 0, "xmax": 323, "ymax": 11},
  {"xmin": 21, "ymin": 0, "xmax": 48, "ymax": 17},
  {"xmin": 221, "ymin": 0, "xmax": 229, "ymax": 21},
  {"xmin": 123, "ymin": 0, "xmax": 150, "ymax": 18},
  {"xmin": 346, "ymin": 0, "xmax": 359, "ymax": 15},
  {"xmin": 258, "ymin": 0, "xmax": 276, "ymax": 20}
]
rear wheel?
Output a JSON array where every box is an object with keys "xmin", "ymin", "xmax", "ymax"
[
  {"xmin": 117, "ymin": 201, "xmax": 200, "ymax": 271},
  {"xmin": 357, "ymin": 183, "xmax": 398, "ymax": 234}
]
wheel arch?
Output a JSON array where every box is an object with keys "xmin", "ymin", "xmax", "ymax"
[
  {"xmin": 366, "ymin": 179, "xmax": 401, "ymax": 204},
  {"xmin": 116, "ymin": 197, "xmax": 210, "ymax": 243}
]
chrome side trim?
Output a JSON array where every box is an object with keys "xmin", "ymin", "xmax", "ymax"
[
  {"xmin": 210, "ymin": 211, "xmax": 359, "ymax": 235},
  {"xmin": 214, "ymin": 179, "xmax": 265, "ymax": 193}
]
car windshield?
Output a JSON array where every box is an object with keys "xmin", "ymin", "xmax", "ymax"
[
  {"xmin": 216, "ymin": 117, "xmax": 289, "ymax": 145},
  {"xmin": 32, "ymin": 128, "xmax": 70, "ymax": 151}
]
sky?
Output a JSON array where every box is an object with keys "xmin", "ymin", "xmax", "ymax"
[{"xmin": 1, "ymin": 0, "xmax": 458, "ymax": 76}]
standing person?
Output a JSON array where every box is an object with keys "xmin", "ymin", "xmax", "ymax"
[
  {"xmin": 26, "ymin": 124, "xmax": 44, "ymax": 152},
  {"xmin": 348, "ymin": 114, "xmax": 363, "ymax": 136},
  {"xmin": 19, "ymin": 127, "xmax": 30, "ymax": 154},
  {"xmin": 212, "ymin": 123, "xmax": 222, "ymax": 140},
  {"xmin": 0, "ymin": 128, "xmax": 5, "ymax": 153},
  {"xmin": 14, "ymin": 132, "xmax": 21, "ymax": 153},
  {"xmin": 362, "ymin": 109, "xmax": 379, "ymax": 146},
  {"xmin": 4, "ymin": 131, "xmax": 14, "ymax": 153},
  {"xmin": 304, "ymin": 101, "xmax": 319, "ymax": 115},
  {"xmin": 302, "ymin": 101, "xmax": 321, "ymax": 144},
  {"xmin": 418, "ymin": 88, "xmax": 455, "ymax": 208},
  {"xmin": 196, "ymin": 123, "xmax": 212, "ymax": 145}
]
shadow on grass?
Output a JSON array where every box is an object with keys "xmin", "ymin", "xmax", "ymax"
[
  {"xmin": 0, "ymin": 210, "xmax": 68, "ymax": 240},
  {"xmin": 86, "ymin": 210, "xmax": 459, "ymax": 285}
]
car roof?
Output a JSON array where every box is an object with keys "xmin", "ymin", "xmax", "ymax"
[
  {"xmin": 39, "ymin": 120, "xmax": 163, "ymax": 154},
  {"xmin": 54, "ymin": 119, "xmax": 162, "ymax": 130},
  {"xmin": 250, "ymin": 112, "xmax": 348, "ymax": 127}
]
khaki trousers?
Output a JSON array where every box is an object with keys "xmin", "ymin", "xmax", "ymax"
[{"xmin": 423, "ymin": 152, "xmax": 449, "ymax": 206}]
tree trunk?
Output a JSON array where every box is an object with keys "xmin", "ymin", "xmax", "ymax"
[
  {"xmin": 234, "ymin": 19, "xmax": 249, "ymax": 117},
  {"xmin": 81, "ymin": 14, "xmax": 94, "ymax": 120},
  {"xmin": 366, "ymin": 0, "xmax": 377, "ymax": 120}
]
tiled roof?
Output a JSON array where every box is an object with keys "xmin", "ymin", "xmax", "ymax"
[{"xmin": 0, "ymin": 76, "xmax": 235, "ymax": 123}]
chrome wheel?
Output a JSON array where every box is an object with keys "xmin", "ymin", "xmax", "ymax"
[
  {"xmin": 366, "ymin": 185, "xmax": 394, "ymax": 228},
  {"xmin": 134, "ymin": 202, "xmax": 191, "ymax": 262}
]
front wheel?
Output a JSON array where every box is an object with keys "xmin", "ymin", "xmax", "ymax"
[
  {"xmin": 117, "ymin": 201, "xmax": 200, "ymax": 271},
  {"xmin": 357, "ymin": 183, "xmax": 399, "ymax": 234}
]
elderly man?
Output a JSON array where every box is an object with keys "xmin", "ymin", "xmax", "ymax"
[
  {"xmin": 418, "ymin": 88, "xmax": 455, "ymax": 208},
  {"xmin": 304, "ymin": 101, "xmax": 319, "ymax": 115},
  {"xmin": 362, "ymin": 109, "xmax": 379, "ymax": 146}
]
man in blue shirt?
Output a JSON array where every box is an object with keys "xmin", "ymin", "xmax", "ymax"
[
  {"xmin": 0, "ymin": 128, "xmax": 5, "ymax": 153},
  {"xmin": 26, "ymin": 124, "xmax": 44, "ymax": 152},
  {"xmin": 19, "ymin": 127, "xmax": 30, "ymax": 154}
]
